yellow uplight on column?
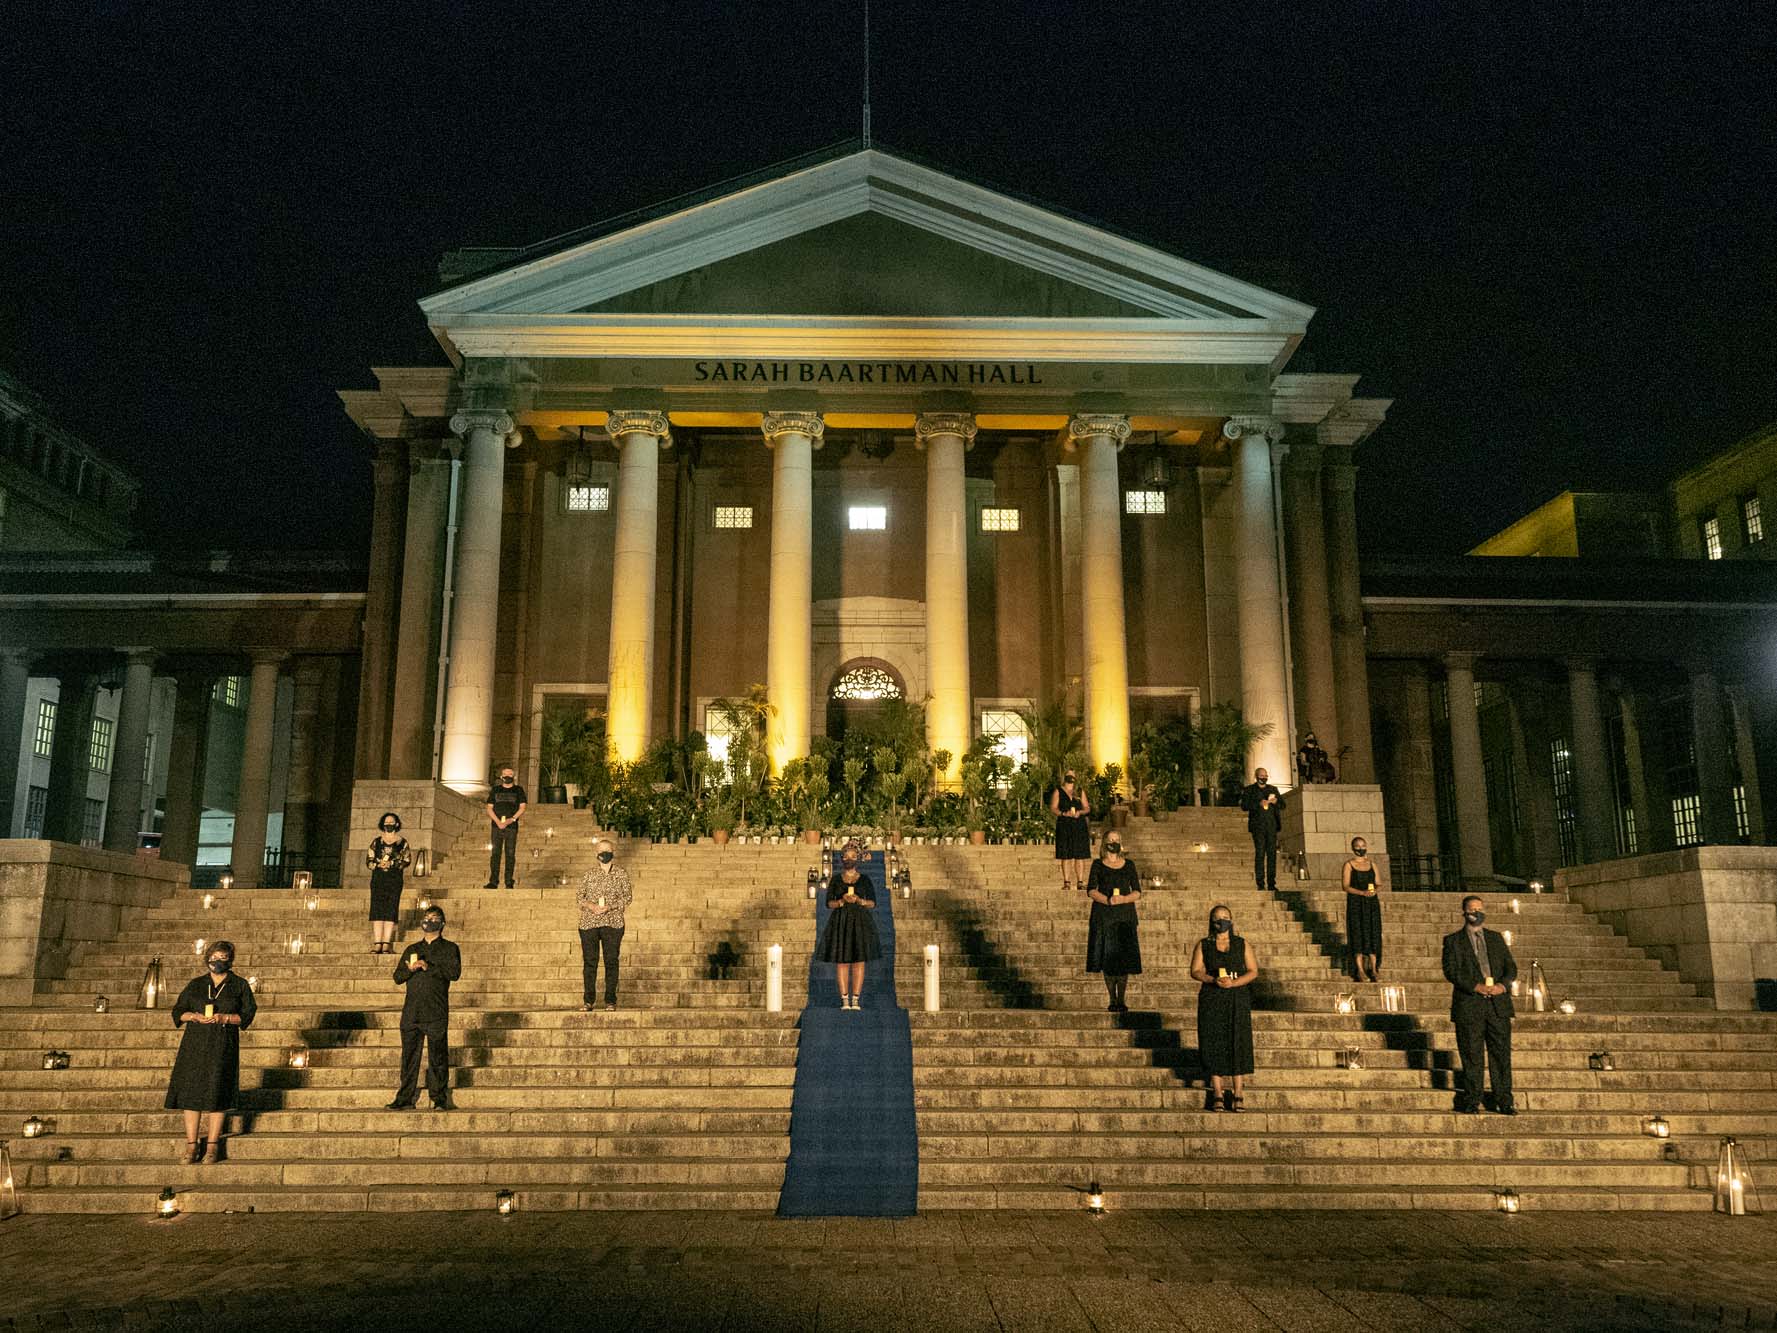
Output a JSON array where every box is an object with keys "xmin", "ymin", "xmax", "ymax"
[{"xmin": 605, "ymin": 410, "xmax": 669, "ymax": 763}]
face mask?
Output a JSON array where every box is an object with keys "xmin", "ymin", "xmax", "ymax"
[
  {"xmin": 382, "ymin": 825, "xmax": 397, "ymax": 833},
  {"xmin": 501, "ymin": 777, "xmax": 514, "ymax": 785},
  {"xmin": 422, "ymin": 920, "xmax": 443, "ymax": 934},
  {"xmin": 207, "ymin": 960, "xmax": 230, "ymax": 974},
  {"xmin": 842, "ymin": 859, "xmax": 858, "ymax": 869},
  {"xmin": 1105, "ymin": 844, "xmax": 1121, "ymax": 855},
  {"xmin": 597, "ymin": 852, "xmax": 614, "ymax": 864},
  {"xmin": 1211, "ymin": 919, "xmax": 1232, "ymax": 934},
  {"xmin": 1464, "ymin": 910, "xmax": 1485, "ymax": 926}
]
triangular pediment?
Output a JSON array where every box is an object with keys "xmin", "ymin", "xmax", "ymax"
[{"xmin": 421, "ymin": 149, "xmax": 1313, "ymax": 328}]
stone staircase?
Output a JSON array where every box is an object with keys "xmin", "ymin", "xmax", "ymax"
[{"xmin": 2, "ymin": 804, "xmax": 1773, "ymax": 1214}]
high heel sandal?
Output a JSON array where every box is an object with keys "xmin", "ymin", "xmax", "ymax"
[
  {"xmin": 181, "ymin": 1139, "xmax": 200, "ymax": 1164},
  {"xmin": 1206, "ymin": 1090, "xmax": 1224, "ymax": 1112},
  {"xmin": 1228, "ymin": 1094, "xmax": 1245, "ymax": 1113},
  {"xmin": 202, "ymin": 1139, "xmax": 221, "ymax": 1164}
]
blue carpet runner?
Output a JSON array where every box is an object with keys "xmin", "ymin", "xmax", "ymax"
[{"xmin": 775, "ymin": 850, "xmax": 919, "ymax": 1217}]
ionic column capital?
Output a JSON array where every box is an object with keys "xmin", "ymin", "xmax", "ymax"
[
  {"xmin": 1222, "ymin": 415, "xmax": 1284, "ymax": 445},
  {"xmin": 449, "ymin": 409, "xmax": 522, "ymax": 448},
  {"xmin": 605, "ymin": 409, "xmax": 673, "ymax": 448},
  {"xmin": 1442, "ymin": 651, "xmax": 1479, "ymax": 674},
  {"xmin": 914, "ymin": 412, "xmax": 978, "ymax": 449},
  {"xmin": 1065, "ymin": 413, "xmax": 1131, "ymax": 451},
  {"xmin": 761, "ymin": 411, "xmax": 825, "ymax": 448}
]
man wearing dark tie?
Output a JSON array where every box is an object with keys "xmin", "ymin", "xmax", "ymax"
[
  {"xmin": 1238, "ymin": 767, "xmax": 1285, "ymax": 891},
  {"xmin": 1441, "ymin": 894, "xmax": 1517, "ymax": 1115}
]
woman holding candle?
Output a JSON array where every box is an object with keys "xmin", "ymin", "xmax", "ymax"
[
  {"xmin": 164, "ymin": 940, "xmax": 257, "ymax": 1163},
  {"xmin": 815, "ymin": 842, "xmax": 880, "ymax": 1010},
  {"xmin": 1342, "ymin": 835, "xmax": 1384, "ymax": 982},
  {"xmin": 1084, "ymin": 833, "xmax": 1142, "ymax": 1012},
  {"xmin": 1050, "ymin": 771, "xmax": 1092, "ymax": 891},
  {"xmin": 365, "ymin": 811, "xmax": 412, "ymax": 955},
  {"xmin": 1190, "ymin": 904, "xmax": 1258, "ymax": 1111}
]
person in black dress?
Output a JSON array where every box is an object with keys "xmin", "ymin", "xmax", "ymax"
[
  {"xmin": 1085, "ymin": 833, "xmax": 1142, "ymax": 1012},
  {"xmin": 165, "ymin": 939, "xmax": 257, "ymax": 1163},
  {"xmin": 815, "ymin": 843, "xmax": 881, "ymax": 1010},
  {"xmin": 388, "ymin": 905, "xmax": 462, "ymax": 1110},
  {"xmin": 1342, "ymin": 835, "xmax": 1384, "ymax": 982},
  {"xmin": 366, "ymin": 811, "xmax": 411, "ymax": 954},
  {"xmin": 1050, "ymin": 771, "xmax": 1092, "ymax": 891},
  {"xmin": 1190, "ymin": 905, "xmax": 1259, "ymax": 1111}
]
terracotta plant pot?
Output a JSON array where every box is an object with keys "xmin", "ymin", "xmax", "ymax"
[
  {"xmin": 969, "ymin": 830, "xmax": 987, "ymax": 846},
  {"xmin": 711, "ymin": 829, "xmax": 731, "ymax": 846},
  {"xmin": 803, "ymin": 829, "xmax": 821, "ymax": 845}
]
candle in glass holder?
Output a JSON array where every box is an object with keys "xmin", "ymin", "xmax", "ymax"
[
  {"xmin": 203, "ymin": 1004, "xmax": 214, "ymax": 1019},
  {"xmin": 202, "ymin": 894, "xmax": 215, "ymax": 911}
]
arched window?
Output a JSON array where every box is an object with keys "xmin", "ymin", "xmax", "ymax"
[{"xmin": 830, "ymin": 664, "xmax": 903, "ymax": 701}]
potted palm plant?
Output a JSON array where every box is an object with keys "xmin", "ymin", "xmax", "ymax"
[{"xmin": 1189, "ymin": 703, "xmax": 1275, "ymax": 805}]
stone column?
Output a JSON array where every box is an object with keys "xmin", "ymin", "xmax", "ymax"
[
  {"xmin": 41, "ymin": 671, "xmax": 98, "ymax": 845},
  {"xmin": 605, "ymin": 410, "xmax": 671, "ymax": 763},
  {"xmin": 354, "ymin": 439, "xmax": 406, "ymax": 781},
  {"xmin": 1069, "ymin": 413, "xmax": 1133, "ymax": 778},
  {"xmin": 388, "ymin": 444, "xmax": 452, "ymax": 779},
  {"xmin": 1689, "ymin": 664, "xmax": 1739, "ymax": 844},
  {"xmin": 1443, "ymin": 653, "xmax": 1494, "ymax": 883},
  {"xmin": 918, "ymin": 412, "xmax": 977, "ymax": 780},
  {"xmin": 1225, "ymin": 416, "xmax": 1292, "ymax": 782},
  {"xmin": 229, "ymin": 652, "xmax": 286, "ymax": 887},
  {"xmin": 101, "ymin": 649, "xmax": 157, "ymax": 852},
  {"xmin": 159, "ymin": 673, "xmax": 213, "ymax": 866},
  {"xmin": 439, "ymin": 408, "xmax": 516, "ymax": 795},
  {"xmin": 1282, "ymin": 439, "xmax": 1339, "ymax": 762},
  {"xmin": 762, "ymin": 411, "xmax": 822, "ymax": 771},
  {"xmin": 1323, "ymin": 447, "xmax": 1376, "ymax": 782},
  {"xmin": 0, "ymin": 651, "xmax": 30, "ymax": 836},
  {"xmin": 1564, "ymin": 658, "xmax": 1618, "ymax": 863}
]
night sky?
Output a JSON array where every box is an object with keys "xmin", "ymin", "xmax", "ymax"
[{"xmin": 2, "ymin": 2, "xmax": 1773, "ymax": 558}]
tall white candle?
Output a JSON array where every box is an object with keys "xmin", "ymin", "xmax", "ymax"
[
  {"xmin": 766, "ymin": 943, "xmax": 783, "ymax": 1013},
  {"xmin": 924, "ymin": 944, "xmax": 941, "ymax": 1013}
]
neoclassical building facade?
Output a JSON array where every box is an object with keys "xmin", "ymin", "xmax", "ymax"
[{"xmin": 341, "ymin": 148, "xmax": 1387, "ymax": 802}]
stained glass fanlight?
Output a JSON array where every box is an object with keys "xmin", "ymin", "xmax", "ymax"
[{"xmin": 830, "ymin": 665, "xmax": 902, "ymax": 701}]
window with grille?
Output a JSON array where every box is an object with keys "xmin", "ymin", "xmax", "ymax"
[
  {"xmin": 143, "ymin": 731, "xmax": 156, "ymax": 783},
  {"xmin": 1702, "ymin": 515, "xmax": 1723, "ymax": 560},
  {"xmin": 1124, "ymin": 490, "xmax": 1166, "ymax": 515},
  {"xmin": 980, "ymin": 507, "xmax": 1021, "ymax": 532},
  {"xmin": 565, "ymin": 484, "xmax": 610, "ymax": 513},
  {"xmin": 1606, "ymin": 706, "xmax": 1638, "ymax": 856},
  {"xmin": 82, "ymin": 798, "xmax": 104, "ymax": 846},
  {"xmin": 214, "ymin": 676, "xmax": 241, "ymax": 708},
  {"xmin": 713, "ymin": 504, "xmax": 753, "ymax": 529},
  {"xmin": 847, "ymin": 505, "xmax": 887, "ymax": 531},
  {"xmin": 1745, "ymin": 496, "xmax": 1764, "ymax": 545},
  {"xmin": 703, "ymin": 705, "xmax": 740, "ymax": 777},
  {"xmin": 1733, "ymin": 785, "xmax": 1751, "ymax": 841},
  {"xmin": 89, "ymin": 716, "xmax": 113, "ymax": 773},
  {"xmin": 1549, "ymin": 738, "xmax": 1577, "ymax": 866},
  {"xmin": 23, "ymin": 785, "xmax": 47, "ymax": 838},
  {"xmin": 33, "ymin": 699, "xmax": 55, "ymax": 757},
  {"xmin": 979, "ymin": 709, "xmax": 1030, "ymax": 773},
  {"xmin": 1672, "ymin": 794, "xmax": 1702, "ymax": 846}
]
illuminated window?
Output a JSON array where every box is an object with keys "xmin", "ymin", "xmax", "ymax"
[
  {"xmin": 1734, "ymin": 785, "xmax": 1751, "ymax": 842},
  {"xmin": 1124, "ymin": 490, "xmax": 1166, "ymax": 515},
  {"xmin": 713, "ymin": 505, "xmax": 753, "ymax": 529},
  {"xmin": 34, "ymin": 699, "xmax": 55, "ymax": 757},
  {"xmin": 979, "ymin": 709, "xmax": 1030, "ymax": 773},
  {"xmin": 1701, "ymin": 515, "xmax": 1723, "ymax": 560},
  {"xmin": 143, "ymin": 731, "xmax": 156, "ymax": 782},
  {"xmin": 1743, "ymin": 496, "xmax": 1763, "ymax": 545},
  {"xmin": 89, "ymin": 716, "xmax": 113, "ymax": 773},
  {"xmin": 980, "ymin": 507, "xmax": 1021, "ymax": 532},
  {"xmin": 848, "ymin": 505, "xmax": 887, "ymax": 531},
  {"xmin": 831, "ymin": 665, "xmax": 902, "ymax": 701},
  {"xmin": 703, "ymin": 705, "xmax": 737, "ymax": 774},
  {"xmin": 213, "ymin": 676, "xmax": 241, "ymax": 708},
  {"xmin": 1549, "ymin": 738, "xmax": 1577, "ymax": 866},
  {"xmin": 565, "ymin": 484, "xmax": 610, "ymax": 513},
  {"xmin": 1672, "ymin": 794, "xmax": 1701, "ymax": 847}
]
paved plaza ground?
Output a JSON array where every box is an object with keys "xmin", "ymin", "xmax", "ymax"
[{"xmin": 1, "ymin": 1209, "xmax": 1773, "ymax": 1331}]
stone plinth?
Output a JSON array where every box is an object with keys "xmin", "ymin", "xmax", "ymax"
[
  {"xmin": 1278, "ymin": 784, "xmax": 1389, "ymax": 885},
  {"xmin": 1559, "ymin": 845, "xmax": 1777, "ymax": 1010},
  {"xmin": 344, "ymin": 781, "xmax": 486, "ymax": 890},
  {"xmin": 0, "ymin": 840, "xmax": 187, "ymax": 1005}
]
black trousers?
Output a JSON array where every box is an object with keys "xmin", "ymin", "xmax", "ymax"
[
  {"xmin": 488, "ymin": 822, "xmax": 519, "ymax": 886},
  {"xmin": 579, "ymin": 926, "xmax": 624, "ymax": 1004},
  {"xmin": 1250, "ymin": 828, "xmax": 1278, "ymax": 890},
  {"xmin": 397, "ymin": 1019, "xmax": 449, "ymax": 1104},
  {"xmin": 1453, "ymin": 1001, "xmax": 1514, "ymax": 1109}
]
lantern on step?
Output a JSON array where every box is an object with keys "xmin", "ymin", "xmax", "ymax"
[
  {"xmin": 545, "ymin": 826, "xmax": 555, "ymax": 841},
  {"xmin": 1296, "ymin": 852, "xmax": 1310, "ymax": 881},
  {"xmin": 292, "ymin": 870, "xmax": 313, "ymax": 893},
  {"xmin": 202, "ymin": 893, "xmax": 215, "ymax": 911},
  {"xmin": 1528, "ymin": 879, "xmax": 1545, "ymax": 894},
  {"xmin": 93, "ymin": 995, "xmax": 109, "ymax": 1013},
  {"xmin": 1338, "ymin": 1048, "xmax": 1364, "ymax": 1070},
  {"xmin": 1195, "ymin": 842, "xmax": 1210, "ymax": 854},
  {"xmin": 806, "ymin": 869, "xmax": 819, "ymax": 900},
  {"xmin": 286, "ymin": 1045, "xmax": 309, "ymax": 1070},
  {"xmin": 1715, "ymin": 1137, "xmax": 1760, "ymax": 1215},
  {"xmin": 0, "ymin": 1140, "xmax": 18, "ymax": 1220},
  {"xmin": 1509, "ymin": 898, "xmax": 1521, "ymax": 914},
  {"xmin": 138, "ymin": 957, "xmax": 163, "ymax": 1009},
  {"xmin": 900, "ymin": 869, "xmax": 912, "ymax": 900},
  {"xmin": 495, "ymin": 1188, "xmax": 515, "ymax": 1216},
  {"xmin": 1501, "ymin": 930, "xmax": 1512, "ymax": 948},
  {"xmin": 41, "ymin": 1050, "xmax": 69, "ymax": 1071},
  {"xmin": 1334, "ymin": 992, "xmax": 1357, "ymax": 1014},
  {"xmin": 412, "ymin": 849, "xmax": 429, "ymax": 878},
  {"xmin": 1086, "ymin": 1180, "xmax": 1105, "ymax": 1216},
  {"xmin": 416, "ymin": 896, "xmax": 431, "ymax": 911},
  {"xmin": 1495, "ymin": 1188, "xmax": 1521, "ymax": 1214},
  {"xmin": 1588, "ymin": 1051, "xmax": 1615, "ymax": 1072},
  {"xmin": 193, "ymin": 937, "xmax": 206, "ymax": 956},
  {"xmin": 217, "ymin": 870, "xmax": 234, "ymax": 891},
  {"xmin": 1644, "ymin": 1115, "xmax": 1671, "ymax": 1139},
  {"xmin": 1509, "ymin": 978, "xmax": 1521, "ymax": 997},
  {"xmin": 22, "ymin": 1115, "xmax": 46, "ymax": 1139},
  {"xmin": 245, "ymin": 975, "xmax": 259, "ymax": 994},
  {"xmin": 1380, "ymin": 985, "xmax": 1407, "ymax": 1013},
  {"xmin": 1558, "ymin": 999, "xmax": 1578, "ymax": 1016},
  {"xmin": 820, "ymin": 848, "xmax": 832, "ymax": 879},
  {"xmin": 1528, "ymin": 961, "xmax": 1548, "ymax": 1013},
  {"xmin": 287, "ymin": 934, "xmax": 304, "ymax": 956},
  {"xmin": 156, "ymin": 1186, "xmax": 179, "ymax": 1219},
  {"xmin": 766, "ymin": 944, "xmax": 783, "ymax": 1013}
]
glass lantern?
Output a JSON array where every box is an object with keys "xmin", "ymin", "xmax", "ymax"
[
  {"xmin": 1644, "ymin": 1115, "xmax": 1671, "ymax": 1139},
  {"xmin": 0, "ymin": 1140, "xmax": 18, "ymax": 1220},
  {"xmin": 1528, "ymin": 961, "xmax": 1548, "ymax": 1013},
  {"xmin": 1334, "ymin": 992, "xmax": 1357, "ymax": 1014},
  {"xmin": 138, "ymin": 957, "xmax": 163, "ymax": 1009},
  {"xmin": 1495, "ymin": 1189, "xmax": 1521, "ymax": 1214},
  {"xmin": 1338, "ymin": 1048, "xmax": 1364, "ymax": 1070},
  {"xmin": 23, "ymin": 1115, "xmax": 46, "ymax": 1139},
  {"xmin": 286, "ymin": 1046, "xmax": 310, "ymax": 1070},
  {"xmin": 157, "ymin": 1186, "xmax": 179, "ymax": 1219},
  {"xmin": 218, "ymin": 870, "xmax": 234, "ymax": 891},
  {"xmin": 1380, "ymin": 985, "xmax": 1408, "ymax": 1013},
  {"xmin": 496, "ymin": 1188, "xmax": 516, "ymax": 1216},
  {"xmin": 94, "ymin": 995, "xmax": 109, "ymax": 1013},
  {"xmin": 292, "ymin": 870, "xmax": 313, "ymax": 893},
  {"xmin": 1588, "ymin": 1051, "xmax": 1615, "ymax": 1072},
  {"xmin": 1086, "ymin": 1180, "xmax": 1105, "ymax": 1215},
  {"xmin": 1715, "ymin": 1137, "xmax": 1760, "ymax": 1216}
]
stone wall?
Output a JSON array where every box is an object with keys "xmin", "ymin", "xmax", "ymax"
[
  {"xmin": 1279, "ymin": 784, "xmax": 1390, "ymax": 886},
  {"xmin": 0, "ymin": 841, "xmax": 187, "ymax": 1005},
  {"xmin": 1559, "ymin": 846, "xmax": 1777, "ymax": 1010},
  {"xmin": 343, "ymin": 780, "xmax": 485, "ymax": 891}
]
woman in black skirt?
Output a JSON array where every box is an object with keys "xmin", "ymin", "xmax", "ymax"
[
  {"xmin": 1050, "ymin": 770, "xmax": 1092, "ymax": 891},
  {"xmin": 815, "ymin": 843, "xmax": 881, "ymax": 1010},
  {"xmin": 1190, "ymin": 904, "xmax": 1258, "ymax": 1112},
  {"xmin": 165, "ymin": 940, "xmax": 257, "ymax": 1163},
  {"xmin": 366, "ymin": 811, "xmax": 411, "ymax": 954},
  {"xmin": 1085, "ymin": 832, "xmax": 1142, "ymax": 1012},
  {"xmin": 1342, "ymin": 835, "xmax": 1384, "ymax": 982}
]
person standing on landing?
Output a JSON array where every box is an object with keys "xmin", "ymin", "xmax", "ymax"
[
  {"xmin": 815, "ymin": 842, "xmax": 881, "ymax": 1010},
  {"xmin": 1238, "ymin": 767, "xmax": 1285, "ymax": 891},
  {"xmin": 578, "ymin": 838, "xmax": 633, "ymax": 1011},
  {"xmin": 484, "ymin": 765, "xmax": 526, "ymax": 889},
  {"xmin": 1050, "ymin": 771, "xmax": 1092, "ymax": 892}
]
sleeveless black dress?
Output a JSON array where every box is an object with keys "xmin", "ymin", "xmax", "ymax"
[
  {"xmin": 367, "ymin": 836, "xmax": 411, "ymax": 922},
  {"xmin": 816, "ymin": 873, "xmax": 882, "ymax": 963},
  {"xmin": 1085, "ymin": 859, "xmax": 1142, "ymax": 975},
  {"xmin": 1053, "ymin": 788, "xmax": 1091, "ymax": 860},
  {"xmin": 1345, "ymin": 862, "xmax": 1383, "ymax": 963},
  {"xmin": 1197, "ymin": 934, "xmax": 1255, "ymax": 1077}
]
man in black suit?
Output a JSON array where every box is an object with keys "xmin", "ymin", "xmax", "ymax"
[
  {"xmin": 1238, "ymin": 767, "xmax": 1285, "ymax": 891},
  {"xmin": 1441, "ymin": 894, "xmax": 1517, "ymax": 1114},
  {"xmin": 388, "ymin": 905, "xmax": 462, "ymax": 1111}
]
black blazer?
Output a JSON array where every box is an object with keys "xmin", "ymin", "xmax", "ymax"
[
  {"xmin": 1239, "ymin": 783, "xmax": 1285, "ymax": 834},
  {"xmin": 1441, "ymin": 926, "xmax": 1518, "ymax": 1022}
]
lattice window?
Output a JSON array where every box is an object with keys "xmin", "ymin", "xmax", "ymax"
[
  {"xmin": 980, "ymin": 507, "xmax": 1021, "ymax": 532},
  {"xmin": 979, "ymin": 709, "xmax": 1030, "ymax": 772},
  {"xmin": 1745, "ymin": 496, "xmax": 1764, "ymax": 545},
  {"xmin": 1672, "ymin": 794, "xmax": 1701, "ymax": 847},
  {"xmin": 847, "ymin": 505, "xmax": 887, "ymax": 531},
  {"xmin": 33, "ymin": 699, "xmax": 55, "ymax": 757},
  {"xmin": 89, "ymin": 715, "xmax": 113, "ymax": 773},
  {"xmin": 1549, "ymin": 738, "xmax": 1577, "ymax": 866},
  {"xmin": 565, "ymin": 484, "xmax": 610, "ymax": 513},
  {"xmin": 1702, "ymin": 515, "xmax": 1723, "ymax": 560},
  {"xmin": 713, "ymin": 505, "xmax": 753, "ymax": 529},
  {"xmin": 213, "ymin": 676, "xmax": 241, "ymax": 708},
  {"xmin": 1124, "ymin": 490, "xmax": 1166, "ymax": 515},
  {"xmin": 82, "ymin": 797, "xmax": 104, "ymax": 845},
  {"xmin": 1734, "ymin": 785, "xmax": 1751, "ymax": 842},
  {"xmin": 831, "ymin": 665, "xmax": 902, "ymax": 701}
]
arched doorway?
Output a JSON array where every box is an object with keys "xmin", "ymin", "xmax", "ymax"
[{"xmin": 825, "ymin": 659, "xmax": 906, "ymax": 751}]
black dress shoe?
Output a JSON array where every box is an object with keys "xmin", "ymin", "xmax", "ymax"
[
  {"xmin": 1493, "ymin": 1103, "xmax": 1517, "ymax": 1116},
  {"xmin": 482, "ymin": 883, "xmax": 496, "ymax": 890},
  {"xmin": 1454, "ymin": 1105, "xmax": 1481, "ymax": 1115},
  {"xmin": 385, "ymin": 1100, "xmax": 415, "ymax": 1110},
  {"xmin": 430, "ymin": 1099, "xmax": 456, "ymax": 1112}
]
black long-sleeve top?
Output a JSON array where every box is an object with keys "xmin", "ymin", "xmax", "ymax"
[{"xmin": 393, "ymin": 935, "xmax": 462, "ymax": 1024}]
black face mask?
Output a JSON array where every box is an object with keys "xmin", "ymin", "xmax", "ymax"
[
  {"xmin": 842, "ymin": 859, "xmax": 858, "ymax": 869},
  {"xmin": 1104, "ymin": 844, "xmax": 1121, "ymax": 855},
  {"xmin": 597, "ymin": 852, "xmax": 614, "ymax": 864},
  {"xmin": 382, "ymin": 824, "xmax": 398, "ymax": 833},
  {"xmin": 207, "ymin": 960, "xmax": 230, "ymax": 974},
  {"xmin": 1211, "ymin": 919, "xmax": 1232, "ymax": 934},
  {"xmin": 422, "ymin": 920, "xmax": 443, "ymax": 934},
  {"xmin": 1464, "ymin": 910, "xmax": 1485, "ymax": 926},
  {"xmin": 500, "ymin": 777, "xmax": 515, "ymax": 785}
]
